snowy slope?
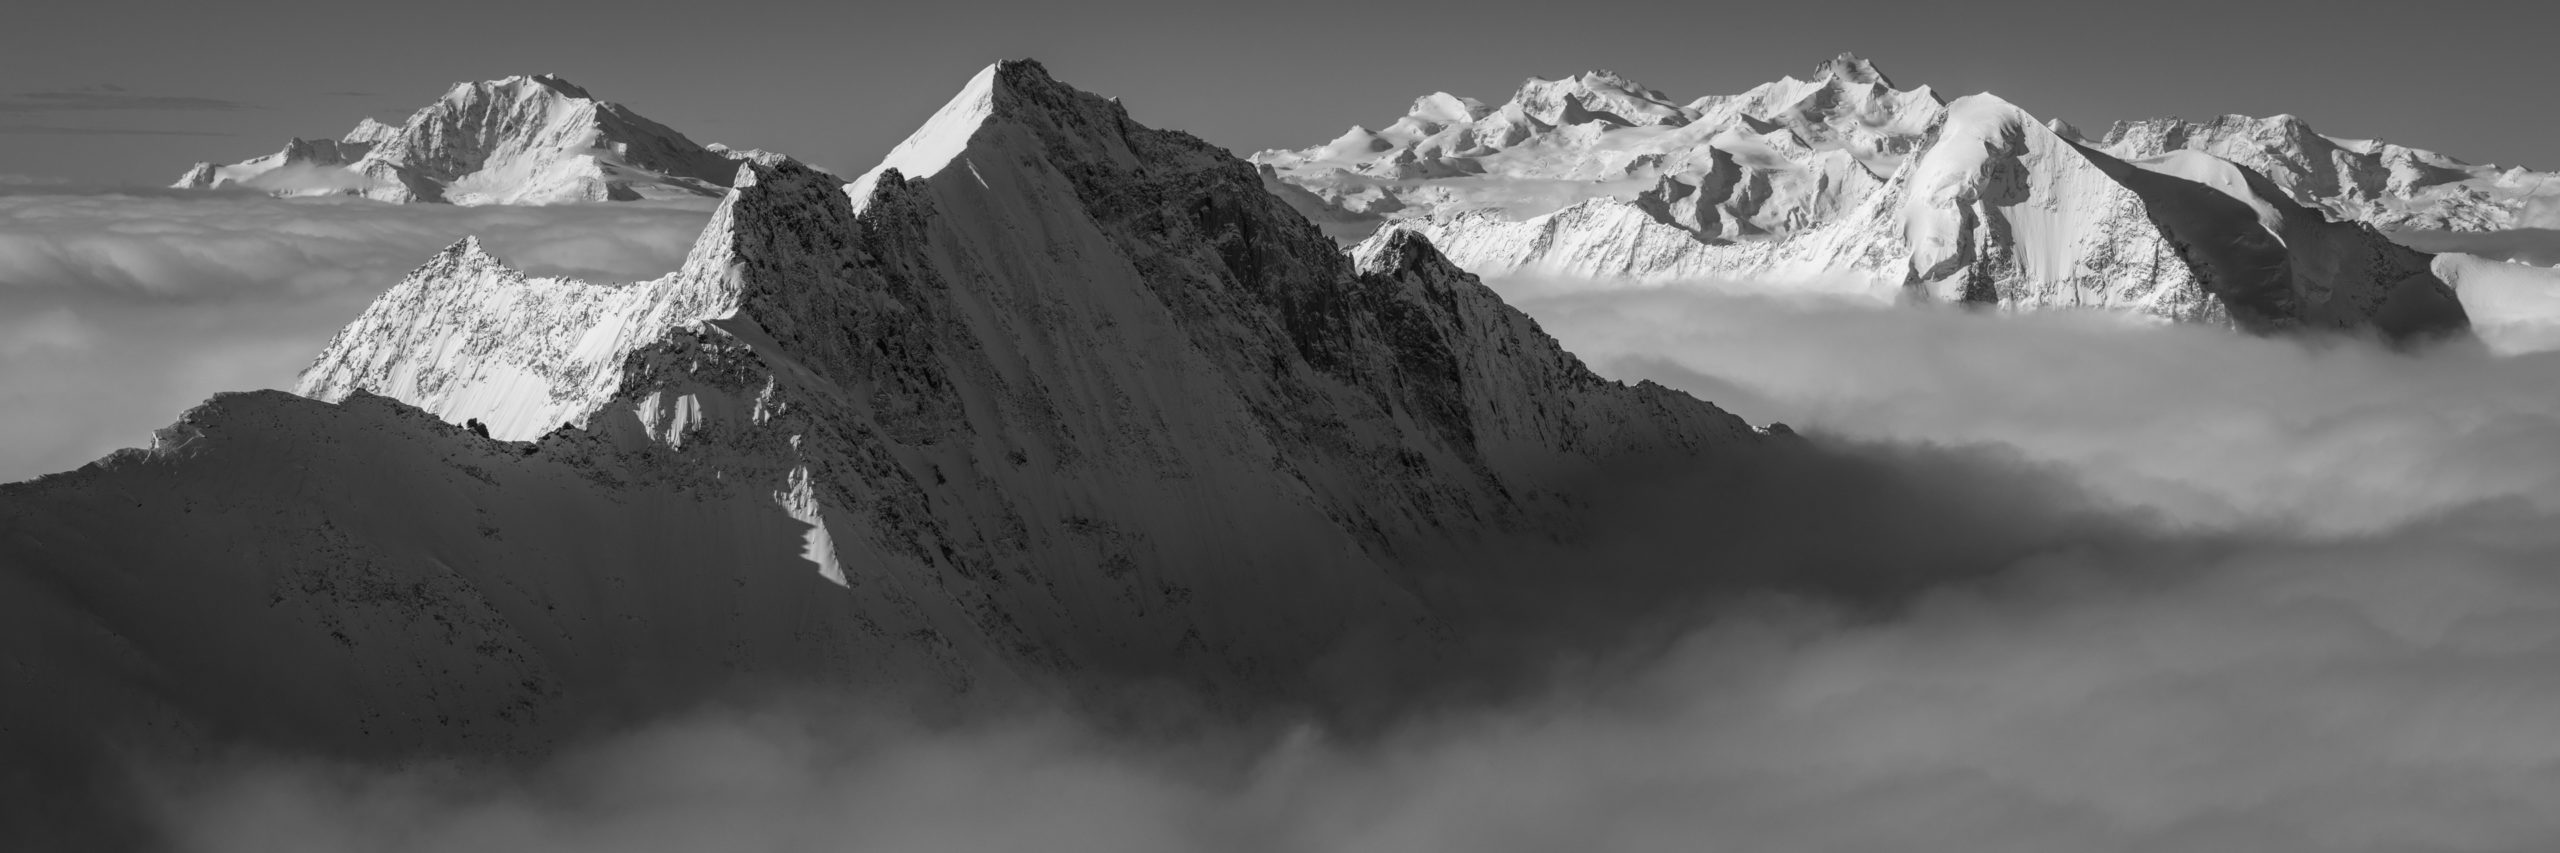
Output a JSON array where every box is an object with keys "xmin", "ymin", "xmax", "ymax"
[
  {"xmin": 2086, "ymin": 147, "xmax": 2467, "ymax": 338},
  {"xmin": 1375, "ymin": 93, "xmax": 2217, "ymax": 316},
  {"xmin": 2100, "ymin": 113, "xmax": 2560, "ymax": 231},
  {"xmin": 1254, "ymin": 53, "xmax": 1941, "ymax": 245},
  {"xmin": 1261, "ymin": 56, "xmax": 2470, "ymax": 339},
  {"xmin": 8, "ymin": 62, "xmax": 1781, "ymax": 831},
  {"xmin": 172, "ymin": 75, "xmax": 754, "ymax": 204}
]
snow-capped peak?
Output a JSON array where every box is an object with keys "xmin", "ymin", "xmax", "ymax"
[
  {"xmin": 294, "ymin": 155, "xmax": 817, "ymax": 440},
  {"xmin": 528, "ymin": 73, "xmax": 592, "ymax": 99},
  {"xmin": 1507, "ymin": 69, "xmax": 1692, "ymax": 127},
  {"xmin": 1252, "ymin": 51, "xmax": 1949, "ymax": 245},
  {"xmin": 847, "ymin": 59, "xmax": 1173, "ymax": 215},
  {"xmin": 343, "ymin": 117, "xmax": 401, "ymax": 146},
  {"xmin": 421, "ymin": 234, "xmax": 498, "ymax": 274},
  {"xmin": 847, "ymin": 61, "xmax": 1004, "ymax": 201},
  {"xmin": 2096, "ymin": 110, "xmax": 2526, "ymax": 228},
  {"xmin": 1813, "ymin": 52, "xmax": 1892, "ymax": 87},
  {"xmin": 444, "ymin": 74, "xmax": 583, "ymax": 102},
  {"xmin": 173, "ymin": 73, "xmax": 760, "ymax": 205},
  {"xmin": 1259, "ymin": 57, "xmax": 2469, "ymax": 342},
  {"xmin": 1407, "ymin": 92, "xmax": 1489, "ymax": 124}
]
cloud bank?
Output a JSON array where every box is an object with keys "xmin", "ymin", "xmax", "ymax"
[
  {"xmin": 0, "ymin": 189, "xmax": 714, "ymax": 482},
  {"xmin": 139, "ymin": 283, "xmax": 2560, "ymax": 852}
]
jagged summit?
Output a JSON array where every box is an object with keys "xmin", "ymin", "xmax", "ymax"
[
  {"xmin": 1352, "ymin": 225, "xmax": 1463, "ymax": 278},
  {"xmin": 511, "ymin": 72, "xmax": 593, "ymax": 99},
  {"xmin": 1257, "ymin": 55, "xmax": 2475, "ymax": 341},
  {"xmin": 10, "ymin": 61, "xmax": 1781, "ymax": 813},
  {"xmin": 1506, "ymin": 69, "xmax": 1691, "ymax": 127},
  {"xmin": 171, "ymin": 73, "xmax": 763, "ymax": 205},
  {"xmin": 2098, "ymin": 111, "xmax": 2539, "ymax": 230},
  {"xmin": 846, "ymin": 58, "xmax": 1157, "ymax": 201},
  {"xmin": 1253, "ymin": 52, "xmax": 1947, "ymax": 244},
  {"xmin": 421, "ymin": 234, "xmax": 496, "ymax": 273},
  {"xmin": 1813, "ymin": 52, "xmax": 1891, "ymax": 87}
]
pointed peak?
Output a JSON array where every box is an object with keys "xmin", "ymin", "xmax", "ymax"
[
  {"xmin": 540, "ymin": 74, "xmax": 593, "ymax": 98},
  {"xmin": 396, "ymin": 235, "xmax": 517, "ymax": 287},
  {"xmin": 1949, "ymin": 90, "xmax": 2024, "ymax": 112},
  {"xmin": 1351, "ymin": 226, "xmax": 1463, "ymax": 278},
  {"xmin": 520, "ymin": 73, "xmax": 593, "ymax": 99},
  {"xmin": 971, "ymin": 58, "xmax": 1116, "ymax": 114},
  {"xmin": 1575, "ymin": 68, "xmax": 1643, "ymax": 87},
  {"xmin": 2254, "ymin": 113, "xmax": 2322, "ymax": 136},
  {"xmin": 851, "ymin": 63, "xmax": 1008, "ymax": 190},
  {"xmin": 697, "ymin": 157, "xmax": 858, "ymax": 274},
  {"xmin": 724, "ymin": 155, "xmax": 834, "ymax": 196},
  {"xmin": 444, "ymin": 74, "xmax": 596, "ymax": 104},
  {"xmin": 852, "ymin": 57, "xmax": 1159, "ymax": 199},
  {"xmin": 1815, "ymin": 52, "xmax": 1891, "ymax": 87},
  {"xmin": 988, "ymin": 57, "xmax": 1058, "ymax": 86},
  {"xmin": 425, "ymin": 235, "xmax": 499, "ymax": 272},
  {"xmin": 342, "ymin": 117, "xmax": 400, "ymax": 145}
]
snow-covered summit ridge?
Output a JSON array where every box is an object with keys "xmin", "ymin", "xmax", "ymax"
[
  {"xmin": 1812, "ymin": 52, "xmax": 1893, "ymax": 87},
  {"xmin": 1251, "ymin": 52, "xmax": 1947, "ymax": 245},
  {"xmin": 2098, "ymin": 111, "xmax": 2557, "ymax": 231},
  {"xmin": 1260, "ymin": 55, "xmax": 2475, "ymax": 340},
  {"xmin": 172, "ymin": 73, "xmax": 770, "ymax": 205},
  {"xmin": 293, "ymin": 156, "xmax": 832, "ymax": 438},
  {"xmin": 844, "ymin": 62, "xmax": 1005, "ymax": 203}
]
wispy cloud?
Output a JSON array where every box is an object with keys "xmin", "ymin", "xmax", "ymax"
[
  {"xmin": 0, "ymin": 306, "xmax": 96, "ymax": 357},
  {"xmin": 0, "ymin": 124, "xmax": 231, "ymax": 137},
  {"xmin": 0, "ymin": 89, "xmax": 255, "ymax": 113}
]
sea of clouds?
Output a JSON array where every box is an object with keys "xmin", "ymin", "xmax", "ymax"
[{"xmin": 107, "ymin": 262, "xmax": 2560, "ymax": 851}]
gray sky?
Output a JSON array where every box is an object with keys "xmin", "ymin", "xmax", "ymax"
[{"xmin": 2, "ymin": 0, "xmax": 2554, "ymax": 185}]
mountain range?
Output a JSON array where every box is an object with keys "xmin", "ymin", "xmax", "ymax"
[
  {"xmin": 166, "ymin": 55, "xmax": 2545, "ymax": 339},
  {"xmin": 13, "ymin": 52, "xmax": 2555, "ymax": 848},
  {"xmin": 1254, "ymin": 53, "xmax": 2538, "ymax": 338}
]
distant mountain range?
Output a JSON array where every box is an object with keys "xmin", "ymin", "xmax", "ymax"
[
  {"xmin": 169, "ymin": 57, "xmax": 2554, "ymax": 339},
  {"xmin": 1253, "ymin": 53, "xmax": 2552, "ymax": 338}
]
